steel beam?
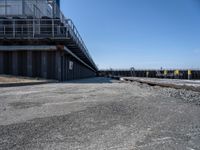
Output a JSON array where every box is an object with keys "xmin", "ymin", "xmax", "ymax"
[{"xmin": 0, "ymin": 46, "xmax": 57, "ymax": 51}]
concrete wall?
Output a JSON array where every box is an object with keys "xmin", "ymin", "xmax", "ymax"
[{"xmin": 0, "ymin": 49, "xmax": 96, "ymax": 81}]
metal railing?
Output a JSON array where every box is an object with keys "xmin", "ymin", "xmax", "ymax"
[
  {"xmin": 0, "ymin": 19, "xmax": 65, "ymax": 38},
  {"xmin": 0, "ymin": 0, "xmax": 97, "ymax": 70},
  {"xmin": 0, "ymin": 18, "xmax": 97, "ymax": 69},
  {"xmin": 66, "ymin": 19, "xmax": 95, "ymax": 67}
]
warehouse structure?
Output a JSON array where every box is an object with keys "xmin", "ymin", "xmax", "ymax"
[{"xmin": 0, "ymin": 0, "xmax": 98, "ymax": 81}]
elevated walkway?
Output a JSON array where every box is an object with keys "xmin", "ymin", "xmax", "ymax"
[{"xmin": 0, "ymin": 17, "xmax": 97, "ymax": 71}]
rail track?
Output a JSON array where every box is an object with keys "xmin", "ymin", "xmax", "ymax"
[{"xmin": 112, "ymin": 76, "xmax": 200, "ymax": 92}]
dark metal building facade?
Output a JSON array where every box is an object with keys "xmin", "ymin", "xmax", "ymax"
[{"xmin": 0, "ymin": 0, "xmax": 98, "ymax": 81}]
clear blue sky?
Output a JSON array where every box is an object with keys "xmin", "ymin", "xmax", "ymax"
[{"xmin": 61, "ymin": 0, "xmax": 200, "ymax": 69}]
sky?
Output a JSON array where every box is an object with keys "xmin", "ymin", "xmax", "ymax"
[{"xmin": 61, "ymin": 0, "xmax": 200, "ymax": 69}]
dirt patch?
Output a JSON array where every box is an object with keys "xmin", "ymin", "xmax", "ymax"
[{"xmin": 0, "ymin": 75, "xmax": 36, "ymax": 83}]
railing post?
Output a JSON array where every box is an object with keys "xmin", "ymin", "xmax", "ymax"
[
  {"xmin": 66, "ymin": 24, "xmax": 68, "ymax": 37},
  {"xmin": 13, "ymin": 19, "xmax": 15, "ymax": 38},
  {"xmin": 33, "ymin": 19, "xmax": 35, "ymax": 38},
  {"xmin": 58, "ymin": 25, "xmax": 60, "ymax": 35},
  {"xmin": 21, "ymin": 26, "xmax": 23, "ymax": 35},
  {"xmin": 52, "ymin": 19, "xmax": 54, "ymax": 38},
  {"xmin": 38, "ymin": 19, "xmax": 40, "ymax": 34},
  {"xmin": 4, "ymin": 26, "xmax": 5, "ymax": 35}
]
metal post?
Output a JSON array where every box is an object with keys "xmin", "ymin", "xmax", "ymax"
[
  {"xmin": 52, "ymin": 19, "xmax": 54, "ymax": 38},
  {"xmin": 21, "ymin": 26, "xmax": 23, "ymax": 35},
  {"xmin": 58, "ymin": 25, "xmax": 60, "ymax": 35},
  {"xmin": 33, "ymin": 20, "xmax": 35, "ymax": 38},
  {"xmin": 13, "ymin": 19, "xmax": 15, "ymax": 38},
  {"xmin": 61, "ymin": 54, "xmax": 65, "ymax": 81},
  {"xmin": 38, "ymin": 19, "xmax": 40, "ymax": 34},
  {"xmin": 41, "ymin": 51, "xmax": 47, "ymax": 78},
  {"xmin": 66, "ymin": 24, "xmax": 68, "ymax": 37},
  {"xmin": 27, "ymin": 51, "xmax": 32, "ymax": 77},
  {"xmin": 12, "ymin": 51, "xmax": 18, "ymax": 75},
  {"xmin": 0, "ymin": 52, "xmax": 3, "ymax": 74},
  {"xmin": 55, "ymin": 51, "xmax": 61, "ymax": 81},
  {"xmin": 66, "ymin": 56, "xmax": 68, "ymax": 80},
  {"xmin": 146, "ymin": 71, "xmax": 149, "ymax": 78},
  {"xmin": 188, "ymin": 70, "xmax": 192, "ymax": 80}
]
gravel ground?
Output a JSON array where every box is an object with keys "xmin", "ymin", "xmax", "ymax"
[
  {"xmin": 132, "ymin": 81, "xmax": 200, "ymax": 106},
  {"xmin": 124, "ymin": 77, "xmax": 200, "ymax": 88},
  {"xmin": 0, "ymin": 77, "xmax": 200, "ymax": 150}
]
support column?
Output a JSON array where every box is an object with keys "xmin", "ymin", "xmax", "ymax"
[
  {"xmin": 55, "ymin": 51, "xmax": 61, "ymax": 81},
  {"xmin": 65, "ymin": 55, "xmax": 69, "ymax": 80},
  {"xmin": 188, "ymin": 70, "xmax": 192, "ymax": 80},
  {"xmin": 27, "ymin": 51, "xmax": 32, "ymax": 77},
  {"xmin": 61, "ymin": 54, "xmax": 65, "ymax": 81},
  {"xmin": 12, "ymin": 51, "xmax": 18, "ymax": 75},
  {"xmin": 65, "ymin": 56, "xmax": 68, "ymax": 80},
  {"xmin": 62, "ymin": 55, "xmax": 66, "ymax": 81},
  {"xmin": 41, "ymin": 51, "xmax": 47, "ymax": 78},
  {"xmin": 0, "ymin": 52, "xmax": 3, "ymax": 74}
]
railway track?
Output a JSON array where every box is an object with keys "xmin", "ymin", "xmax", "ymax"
[{"xmin": 119, "ymin": 77, "xmax": 200, "ymax": 92}]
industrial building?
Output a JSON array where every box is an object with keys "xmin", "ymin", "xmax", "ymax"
[{"xmin": 0, "ymin": 0, "xmax": 98, "ymax": 81}]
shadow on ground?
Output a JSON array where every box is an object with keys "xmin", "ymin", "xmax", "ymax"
[
  {"xmin": 0, "ymin": 100, "xmax": 136, "ymax": 149},
  {"xmin": 65, "ymin": 77, "xmax": 114, "ymax": 84}
]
